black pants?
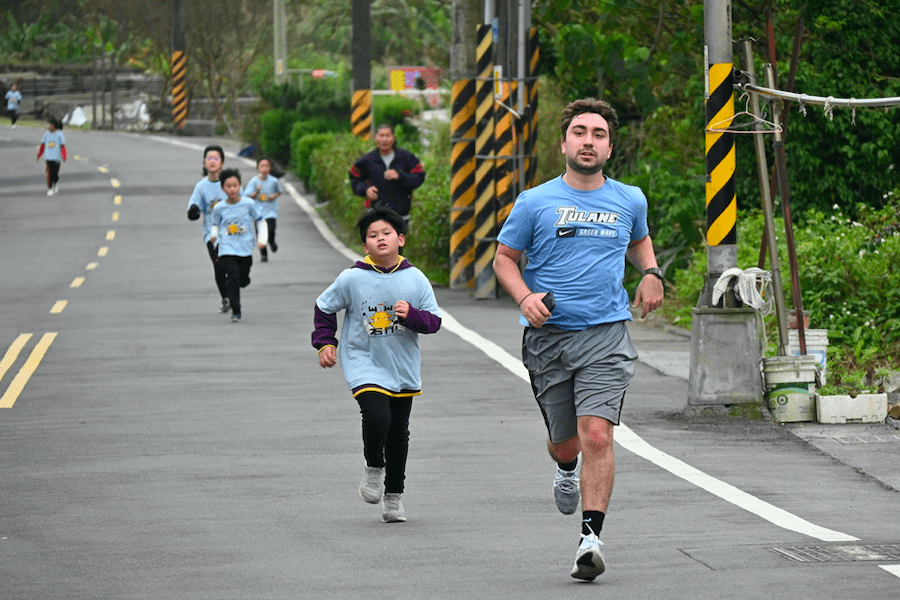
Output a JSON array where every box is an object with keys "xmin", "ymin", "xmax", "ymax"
[
  {"xmin": 45, "ymin": 161, "xmax": 60, "ymax": 188},
  {"xmin": 9, "ymin": 109, "xmax": 18, "ymax": 125},
  {"xmin": 219, "ymin": 254, "xmax": 252, "ymax": 315},
  {"xmin": 356, "ymin": 391, "xmax": 413, "ymax": 494},
  {"xmin": 259, "ymin": 218, "xmax": 276, "ymax": 257},
  {"xmin": 206, "ymin": 241, "xmax": 228, "ymax": 300}
]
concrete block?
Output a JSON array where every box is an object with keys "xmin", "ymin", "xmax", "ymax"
[
  {"xmin": 815, "ymin": 393, "xmax": 888, "ymax": 424},
  {"xmin": 177, "ymin": 119, "xmax": 216, "ymax": 136}
]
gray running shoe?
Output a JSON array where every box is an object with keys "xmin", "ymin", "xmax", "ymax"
[
  {"xmin": 382, "ymin": 493, "xmax": 406, "ymax": 522},
  {"xmin": 570, "ymin": 533, "xmax": 605, "ymax": 580},
  {"xmin": 219, "ymin": 298, "xmax": 230, "ymax": 313},
  {"xmin": 359, "ymin": 466, "xmax": 384, "ymax": 504},
  {"xmin": 553, "ymin": 465, "xmax": 580, "ymax": 515},
  {"xmin": 230, "ymin": 314, "xmax": 241, "ymax": 323}
]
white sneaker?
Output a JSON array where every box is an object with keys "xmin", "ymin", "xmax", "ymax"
[
  {"xmin": 359, "ymin": 466, "xmax": 384, "ymax": 504},
  {"xmin": 53, "ymin": 183, "xmax": 59, "ymax": 194},
  {"xmin": 47, "ymin": 188, "xmax": 54, "ymax": 196},
  {"xmin": 382, "ymin": 493, "xmax": 406, "ymax": 522},
  {"xmin": 571, "ymin": 533, "xmax": 605, "ymax": 580},
  {"xmin": 554, "ymin": 464, "xmax": 580, "ymax": 514}
]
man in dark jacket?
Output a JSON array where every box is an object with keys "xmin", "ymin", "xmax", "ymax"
[{"xmin": 349, "ymin": 124, "xmax": 425, "ymax": 220}]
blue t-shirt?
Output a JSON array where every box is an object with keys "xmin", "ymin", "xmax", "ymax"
[
  {"xmin": 315, "ymin": 261, "xmax": 441, "ymax": 394},
  {"xmin": 187, "ymin": 178, "xmax": 228, "ymax": 244},
  {"xmin": 211, "ymin": 197, "xmax": 263, "ymax": 257},
  {"xmin": 6, "ymin": 90, "xmax": 22, "ymax": 110},
  {"xmin": 497, "ymin": 175, "xmax": 650, "ymax": 330},
  {"xmin": 243, "ymin": 175, "xmax": 283, "ymax": 220},
  {"xmin": 40, "ymin": 131, "xmax": 65, "ymax": 162}
]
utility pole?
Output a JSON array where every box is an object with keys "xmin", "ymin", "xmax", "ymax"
[
  {"xmin": 273, "ymin": 0, "xmax": 287, "ymax": 84},
  {"xmin": 687, "ymin": 0, "xmax": 764, "ymax": 412},
  {"xmin": 449, "ymin": 0, "xmax": 480, "ymax": 289},
  {"xmin": 351, "ymin": 0, "xmax": 372, "ymax": 140},
  {"xmin": 171, "ymin": 0, "xmax": 187, "ymax": 130}
]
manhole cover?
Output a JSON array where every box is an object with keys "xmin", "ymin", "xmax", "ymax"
[
  {"xmin": 770, "ymin": 544, "xmax": 900, "ymax": 562},
  {"xmin": 833, "ymin": 434, "xmax": 900, "ymax": 445}
]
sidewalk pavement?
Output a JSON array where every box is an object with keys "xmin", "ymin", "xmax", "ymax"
[{"xmin": 625, "ymin": 313, "xmax": 900, "ymax": 493}]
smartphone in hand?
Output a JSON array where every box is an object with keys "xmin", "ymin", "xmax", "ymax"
[{"xmin": 541, "ymin": 291, "xmax": 555, "ymax": 312}]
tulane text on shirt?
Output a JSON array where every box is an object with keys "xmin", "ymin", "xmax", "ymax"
[{"xmin": 555, "ymin": 206, "xmax": 619, "ymax": 226}]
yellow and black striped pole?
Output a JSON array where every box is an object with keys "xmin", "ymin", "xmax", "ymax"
[
  {"xmin": 493, "ymin": 84, "xmax": 515, "ymax": 229},
  {"xmin": 171, "ymin": 0, "xmax": 187, "ymax": 131},
  {"xmin": 524, "ymin": 26, "xmax": 539, "ymax": 189},
  {"xmin": 473, "ymin": 24, "xmax": 497, "ymax": 298},
  {"xmin": 351, "ymin": 90, "xmax": 372, "ymax": 141},
  {"xmin": 705, "ymin": 62, "xmax": 736, "ymax": 249},
  {"xmin": 171, "ymin": 51, "xmax": 187, "ymax": 131},
  {"xmin": 351, "ymin": 0, "xmax": 372, "ymax": 140},
  {"xmin": 449, "ymin": 78, "xmax": 476, "ymax": 289}
]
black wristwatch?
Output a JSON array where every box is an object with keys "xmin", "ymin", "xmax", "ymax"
[{"xmin": 643, "ymin": 267, "xmax": 664, "ymax": 280}]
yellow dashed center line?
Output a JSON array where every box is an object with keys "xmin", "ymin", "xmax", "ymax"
[
  {"xmin": 98, "ymin": 247, "xmax": 108, "ymax": 257},
  {"xmin": 50, "ymin": 301, "xmax": 67, "ymax": 314},
  {"xmin": 98, "ymin": 166, "xmax": 109, "ymax": 173},
  {"xmin": 86, "ymin": 262, "xmax": 98, "ymax": 270},
  {"xmin": 106, "ymin": 230, "xmax": 115, "ymax": 240},
  {"xmin": 71, "ymin": 277, "xmax": 85, "ymax": 288},
  {"xmin": 112, "ymin": 212, "xmax": 119, "ymax": 222},
  {"xmin": 114, "ymin": 195, "xmax": 122, "ymax": 204},
  {"xmin": 110, "ymin": 179, "xmax": 121, "ymax": 188}
]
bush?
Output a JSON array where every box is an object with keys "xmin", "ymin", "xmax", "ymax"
[
  {"xmin": 259, "ymin": 109, "xmax": 302, "ymax": 166},
  {"xmin": 662, "ymin": 196, "xmax": 900, "ymax": 381},
  {"xmin": 292, "ymin": 132, "xmax": 336, "ymax": 189},
  {"xmin": 289, "ymin": 117, "xmax": 349, "ymax": 187},
  {"xmin": 309, "ymin": 133, "xmax": 369, "ymax": 216},
  {"xmin": 373, "ymin": 95, "xmax": 420, "ymax": 129}
]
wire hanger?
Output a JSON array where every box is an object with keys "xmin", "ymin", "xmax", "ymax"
[{"xmin": 707, "ymin": 92, "xmax": 783, "ymax": 134}]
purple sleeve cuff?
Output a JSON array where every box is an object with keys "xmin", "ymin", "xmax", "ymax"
[
  {"xmin": 399, "ymin": 306, "xmax": 441, "ymax": 334},
  {"xmin": 312, "ymin": 304, "xmax": 339, "ymax": 349}
]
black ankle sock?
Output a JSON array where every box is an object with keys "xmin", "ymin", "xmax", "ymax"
[
  {"xmin": 582, "ymin": 511, "xmax": 605, "ymax": 536},
  {"xmin": 558, "ymin": 459, "xmax": 578, "ymax": 472}
]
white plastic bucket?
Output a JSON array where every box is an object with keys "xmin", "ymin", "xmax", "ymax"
[
  {"xmin": 763, "ymin": 355, "xmax": 819, "ymax": 422},
  {"xmin": 788, "ymin": 329, "xmax": 828, "ymax": 386}
]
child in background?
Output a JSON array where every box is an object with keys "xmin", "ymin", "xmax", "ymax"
[
  {"xmin": 209, "ymin": 168, "xmax": 267, "ymax": 323},
  {"xmin": 186, "ymin": 145, "xmax": 229, "ymax": 313},
  {"xmin": 243, "ymin": 157, "xmax": 283, "ymax": 262},
  {"xmin": 5, "ymin": 83, "xmax": 22, "ymax": 128},
  {"xmin": 36, "ymin": 118, "xmax": 66, "ymax": 196},
  {"xmin": 312, "ymin": 206, "xmax": 441, "ymax": 523}
]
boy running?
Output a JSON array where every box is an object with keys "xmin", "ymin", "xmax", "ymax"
[
  {"xmin": 209, "ymin": 169, "xmax": 267, "ymax": 323},
  {"xmin": 243, "ymin": 157, "xmax": 283, "ymax": 262},
  {"xmin": 312, "ymin": 206, "xmax": 441, "ymax": 523}
]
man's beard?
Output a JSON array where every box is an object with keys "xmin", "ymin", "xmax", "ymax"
[{"xmin": 567, "ymin": 155, "xmax": 605, "ymax": 175}]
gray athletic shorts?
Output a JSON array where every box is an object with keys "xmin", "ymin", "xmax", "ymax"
[{"xmin": 522, "ymin": 321, "xmax": 638, "ymax": 443}]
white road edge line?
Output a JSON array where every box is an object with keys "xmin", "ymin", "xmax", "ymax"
[{"xmin": 145, "ymin": 136, "xmax": 861, "ymax": 545}]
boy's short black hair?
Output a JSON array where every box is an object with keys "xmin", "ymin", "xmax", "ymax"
[
  {"xmin": 357, "ymin": 206, "xmax": 406, "ymax": 242},
  {"xmin": 202, "ymin": 144, "xmax": 225, "ymax": 176},
  {"xmin": 219, "ymin": 168, "xmax": 242, "ymax": 187}
]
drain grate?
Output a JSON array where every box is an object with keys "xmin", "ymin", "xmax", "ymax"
[
  {"xmin": 771, "ymin": 544, "xmax": 900, "ymax": 563},
  {"xmin": 833, "ymin": 434, "xmax": 900, "ymax": 445}
]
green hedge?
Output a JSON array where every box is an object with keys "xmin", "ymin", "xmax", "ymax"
[{"xmin": 259, "ymin": 109, "xmax": 303, "ymax": 167}]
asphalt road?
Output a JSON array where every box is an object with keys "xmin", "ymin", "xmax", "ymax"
[{"xmin": 2, "ymin": 125, "xmax": 899, "ymax": 599}]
